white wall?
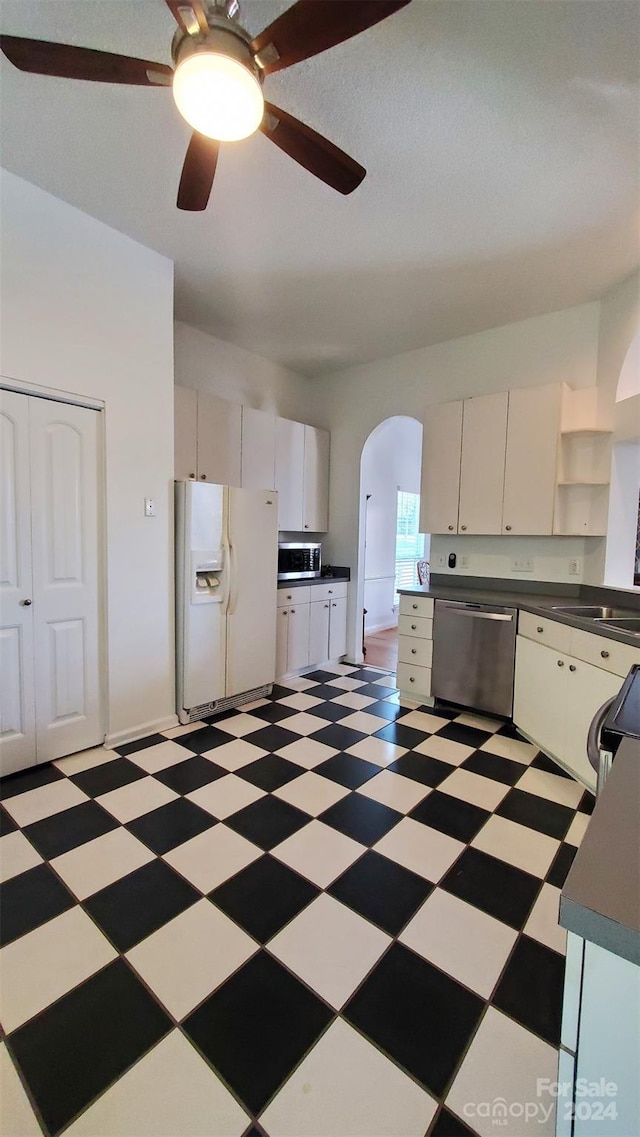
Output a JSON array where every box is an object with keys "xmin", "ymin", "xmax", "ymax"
[
  {"xmin": 361, "ymin": 417, "xmax": 424, "ymax": 632},
  {"xmin": 0, "ymin": 169, "xmax": 176, "ymax": 745}
]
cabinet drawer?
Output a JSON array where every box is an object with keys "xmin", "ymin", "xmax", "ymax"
[
  {"xmin": 398, "ymin": 614, "xmax": 433, "ymax": 639},
  {"xmin": 399, "ymin": 595, "xmax": 434, "ymax": 619},
  {"xmin": 569, "ymin": 627, "xmax": 639, "ymax": 679},
  {"xmin": 396, "ymin": 662, "xmax": 431, "ymax": 699},
  {"xmin": 311, "ymin": 581, "xmax": 348, "ymax": 603},
  {"xmin": 398, "ymin": 636, "xmax": 433, "ymax": 668},
  {"xmin": 518, "ymin": 610, "xmax": 572, "ymax": 653},
  {"xmin": 278, "ymin": 586, "xmax": 311, "ymax": 607}
]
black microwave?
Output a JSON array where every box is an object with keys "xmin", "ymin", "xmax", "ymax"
[{"xmin": 278, "ymin": 542, "xmax": 321, "ymax": 580}]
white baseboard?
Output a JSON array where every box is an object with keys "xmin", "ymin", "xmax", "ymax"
[
  {"xmin": 365, "ymin": 621, "xmax": 399, "ymax": 635},
  {"xmin": 105, "ymin": 714, "xmax": 179, "ymax": 750}
]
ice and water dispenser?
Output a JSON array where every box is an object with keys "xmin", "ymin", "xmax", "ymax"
[{"xmin": 192, "ymin": 551, "xmax": 224, "ymax": 603}]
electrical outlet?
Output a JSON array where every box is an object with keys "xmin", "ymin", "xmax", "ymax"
[
  {"xmin": 144, "ymin": 498, "xmax": 156, "ymax": 517},
  {"xmin": 435, "ymin": 553, "xmax": 446, "ymax": 568},
  {"xmin": 568, "ymin": 558, "xmax": 582, "ymax": 576},
  {"xmin": 511, "ymin": 558, "xmax": 534, "ymax": 573}
]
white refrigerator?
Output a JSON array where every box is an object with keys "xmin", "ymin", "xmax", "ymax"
[{"xmin": 175, "ymin": 480, "xmax": 278, "ymax": 722}]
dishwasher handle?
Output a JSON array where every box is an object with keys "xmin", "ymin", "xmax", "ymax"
[
  {"xmin": 587, "ymin": 697, "xmax": 615, "ymax": 775},
  {"xmin": 444, "ymin": 608, "xmax": 514, "ymax": 622}
]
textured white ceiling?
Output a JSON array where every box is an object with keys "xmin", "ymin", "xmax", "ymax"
[{"xmin": 1, "ymin": 0, "xmax": 639, "ymax": 375}]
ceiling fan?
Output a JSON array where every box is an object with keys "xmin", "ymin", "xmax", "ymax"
[{"xmin": 0, "ymin": 0, "xmax": 410, "ymax": 211}]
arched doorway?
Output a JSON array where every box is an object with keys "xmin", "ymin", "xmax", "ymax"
[{"xmin": 605, "ymin": 330, "xmax": 640, "ymax": 589}]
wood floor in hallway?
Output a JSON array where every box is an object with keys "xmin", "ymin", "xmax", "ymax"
[{"xmin": 364, "ymin": 626, "xmax": 398, "ymax": 671}]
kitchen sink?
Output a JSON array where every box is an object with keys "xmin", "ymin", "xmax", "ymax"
[
  {"xmin": 594, "ymin": 618, "xmax": 640, "ymax": 635},
  {"xmin": 550, "ymin": 605, "xmax": 629, "ymax": 619}
]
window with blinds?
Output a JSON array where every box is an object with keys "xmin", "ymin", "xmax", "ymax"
[{"xmin": 394, "ymin": 491, "xmax": 425, "ymax": 604}]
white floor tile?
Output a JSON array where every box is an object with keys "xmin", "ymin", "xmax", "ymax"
[
  {"xmin": 164, "ymin": 824, "xmax": 261, "ymax": 893},
  {"xmin": 399, "ymin": 889, "xmax": 517, "ymax": 998},
  {"xmin": 374, "ymin": 818, "xmax": 464, "ymax": 883},
  {"xmin": 517, "ymin": 767, "xmax": 585, "ymax": 810},
  {"xmin": 438, "ymin": 768, "xmax": 510, "ymax": 812},
  {"xmin": 472, "ymin": 815, "xmax": 560, "ymax": 878},
  {"xmin": 3, "ymin": 779, "xmax": 89, "ymax": 827},
  {"xmin": 161, "ymin": 721, "xmax": 208, "ymax": 739},
  {"xmin": 446, "ymin": 1007, "xmax": 558, "ymax": 1137},
  {"xmin": 127, "ymin": 899, "xmax": 258, "ymax": 1020},
  {"xmin": 414, "ymin": 735, "xmax": 474, "ymax": 766},
  {"xmin": 332, "ymin": 691, "xmax": 377, "ymax": 710},
  {"xmin": 268, "ymin": 893, "xmax": 390, "ymax": 1009},
  {"xmin": 65, "ymin": 1031, "xmax": 249, "ymax": 1137},
  {"xmin": 281, "ymin": 676, "xmax": 318, "ymax": 691},
  {"xmin": 201, "ymin": 738, "xmax": 268, "ymax": 771},
  {"xmin": 96, "ymin": 778, "xmax": 178, "ymax": 824},
  {"xmin": 129, "ymin": 740, "xmax": 196, "ymax": 774},
  {"xmin": 281, "ymin": 712, "xmax": 333, "ymax": 736},
  {"xmin": 276, "ymin": 738, "xmax": 339, "ymax": 770},
  {"xmin": 51, "ymin": 827, "xmax": 155, "ymax": 900},
  {"xmin": 524, "ymin": 884, "xmax": 567, "ymax": 954},
  {"xmin": 54, "ymin": 746, "xmax": 118, "ymax": 775},
  {"xmin": 328, "ymin": 677, "xmax": 366, "ymax": 691},
  {"xmin": 480, "ymin": 735, "xmax": 538, "ymax": 764},
  {"xmin": 338, "ymin": 711, "xmax": 391, "ymax": 735},
  {"xmin": 0, "ymin": 1044, "xmax": 42, "ymax": 1137},
  {"xmin": 357, "ymin": 771, "xmax": 430, "ymax": 813},
  {"xmin": 399, "ymin": 711, "xmax": 453, "ymax": 734},
  {"xmin": 277, "ymin": 693, "xmax": 322, "ymax": 711},
  {"xmin": 274, "ymin": 772, "xmax": 349, "ymax": 816},
  {"xmin": 346, "ymin": 736, "xmax": 407, "ymax": 767},
  {"xmin": 373, "ymin": 674, "xmax": 398, "ymax": 687},
  {"xmin": 236, "ymin": 698, "xmax": 269, "ymax": 712},
  {"xmin": 0, "ymin": 907, "xmax": 116, "ymax": 1032},
  {"xmin": 0, "ymin": 831, "xmax": 42, "ymax": 883},
  {"xmin": 186, "ymin": 774, "xmax": 264, "ymax": 819},
  {"xmin": 273, "ymin": 820, "xmax": 365, "ymax": 888},
  {"xmin": 261, "ymin": 1017, "xmax": 437, "ymax": 1137},
  {"xmin": 455, "ymin": 712, "xmax": 504, "ymax": 733},
  {"xmin": 565, "ymin": 812, "xmax": 590, "ymax": 847},
  {"xmin": 212, "ymin": 713, "xmax": 267, "ymax": 738}
]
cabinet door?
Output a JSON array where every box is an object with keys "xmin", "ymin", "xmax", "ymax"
[
  {"xmin": 309, "ymin": 599, "xmax": 330, "ymax": 665},
  {"xmin": 514, "ymin": 635, "xmax": 567, "ymax": 761},
  {"xmin": 276, "ymin": 608, "xmax": 289, "ymax": 678},
  {"xmin": 458, "ymin": 392, "xmax": 508, "ymax": 534},
  {"xmin": 420, "ymin": 401, "xmax": 462, "ymax": 534},
  {"xmin": 287, "ymin": 602, "xmax": 310, "ymax": 672},
  {"xmin": 329, "ymin": 597, "xmax": 348, "ymax": 660},
  {"xmin": 303, "ymin": 425, "xmax": 330, "ymax": 532},
  {"xmin": 241, "ymin": 407, "xmax": 276, "ymax": 490},
  {"xmin": 502, "ymin": 385, "xmax": 561, "ymax": 535},
  {"xmin": 565, "ymin": 660, "xmax": 622, "ymax": 790},
  {"xmin": 174, "ymin": 386, "xmax": 198, "ymax": 481},
  {"xmin": 275, "ymin": 416, "xmax": 304, "ymax": 531},
  {"xmin": 197, "ymin": 392, "xmax": 242, "ymax": 486}
]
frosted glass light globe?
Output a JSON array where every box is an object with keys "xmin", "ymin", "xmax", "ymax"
[{"xmin": 173, "ymin": 52, "xmax": 264, "ymax": 142}]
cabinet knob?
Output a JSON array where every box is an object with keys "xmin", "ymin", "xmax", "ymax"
[
  {"xmin": 537, "ymin": 627, "xmax": 543, "ymax": 634},
  {"xmin": 200, "ymin": 474, "xmax": 206, "ymax": 480},
  {"xmin": 291, "ymin": 609, "xmax": 295, "ymax": 614},
  {"xmin": 601, "ymin": 650, "xmax": 610, "ymax": 659},
  {"xmin": 324, "ymin": 604, "xmax": 329, "ymax": 609},
  {"xmin": 569, "ymin": 664, "xmax": 576, "ymax": 672},
  {"xmin": 409, "ymin": 677, "xmax": 415, "ymax": 683},
  {"xmin": 332, "ymin": 603, "xmax": 336, "ymax": 607},
  {"xmin": 20, "ymin": 598, "xmax": 32, "ymax": 606},
  {"xmin": 328, "ymin": 590, "xmax": 333, "ymax": 594},
  {"xmin": 461, "ymin": 524, "xmax": 467, "ymax": 531},
  {"xmin": 304, "ymin": 524, "xmax": 309, "ymax": 529},
  {"xmin": 189, "ymin": 473, "xmax": 195, "ymax": 479},
  {"xmin": 287, "ymin": 594, "xmax": 292, "ymax": 600},
  {"xmin": 505, "ymin": 525, "xmax": 512, "ymax": 532},
  {"xmin": 411, "ymin": 648, "xmax": 417, "ymax": 655},
  {"xmin": 448, "ymin": 525, "xmax": 454, "ymax": 531},
  {"xmin": 412, "ymin": 603, "xmax": 418, "ymax": 610},
  {"xmin": 282, "ymin": 610, "xmax": 287, "ymax": 616},
  {"xmin": 557, "ymin": 659, "xmax": 564, "ymax": 667},
  {"xmin": 411, "ymin": 624, "xmax": 417, "ymax": 630}
]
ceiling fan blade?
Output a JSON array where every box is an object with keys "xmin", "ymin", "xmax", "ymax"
[
  {"xmin": 177, "ymin": 131, "xmax": 220, "ymax": 211},
  {"xmin": 0, "ymin": 35, "xmax": 173, "ymax": 85},
  {"xmin": 261, "ymin": 102, "xmax": 365, "ymax": 194},
  {"xmin": 252, "ymin": 0, "xmax": 410, "ymax": 74},
  {"xmin": 164, "ymin": 0, "xmax": 210, "ymax": 36}
]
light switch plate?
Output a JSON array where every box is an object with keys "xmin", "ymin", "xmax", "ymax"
[{"xmin": 144, "ymin": 498, "xmax": 156, "ymax": 517}]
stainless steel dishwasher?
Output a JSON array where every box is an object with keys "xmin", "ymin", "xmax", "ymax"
[{"xmin": 432, "ymin": 599, "xmax": 517, "ymax": 717}]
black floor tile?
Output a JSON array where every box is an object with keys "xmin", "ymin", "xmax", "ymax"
[
  {"xmin": 578, "ymin": 789, "xmax": 596, "ymax": 815},
  {"xmin": 225, "ymin": 796, "xmax": 309, "ymax": 850},
  {"xmin": 306, "ymin": 701, "xmax": 353, "ymax": 722},
  {"xmin": 183, "ymin": 951, "xmax": 332, "ymax": 1114},
  {"xmin": 127, "ymin": 798, "xmax": 216, "ymax": 855},
  {"xmin": 362, "ymin": 699, "xmax": 406, "ymax": 721},
  {"xmin": 23, "ymin": 801, "xmax": 119, "ymax": 860},
  {"xmin": 344, "ymin": 942, "xmax": 483, "ymax": 1098},
  {"xmin": 430, "ymin": 703, "xmax": 459, "ymax": 720},
  {"xmin": 8, "ymin": 958, "xmax": 171, "ymax": 1136},
  {"xmin": 352, "ymin": 669, "xmax": 393, "ymax": 683},
  {"xmin": 328, "ymin": 850, "xmax": 432, "ymax": 935},
  {"xmin": 355, "ymin": 683, "xmax": 399, "ymax": 699},
  {"xmin": 388, "ymin": 752, "xmax": 454, "ymax": 788},
  {"xmin": 497, "ymin": 788, "xmax": 574, "ymax": 840},
  {"xmin": 0, "ymin": 863, "xmax": 75, "ymax": 946},
  {"xmin": 492, "ymin": 934, "xmax": 565, "ymax": 1045},
  {"xmin": 84, "ymin": 859, "xmax": 200, "ymax": 951},
  {"xmin": 304, "ymin": 670, "xmax": 343, "ymax": 683},
  {"xmin": 320, "ymin": 794, "xmax": 401, "ymax": 846},
  {"xmin": 436, "ymin": 722, "xmax": 492, "ymax": 748},
  {"xmin": 546, "ymin": 842, "xmax": 578, "ymax": 888},
  {"xmin": 304, "ymin": 683, "xmax": 345, "ymax": 700},
  {"xmin": 211, "ymin": 855, "xmax": 319, "ymax": 942},
  {"xmin": 246, "ymin": 702, "xmax": 299, "ymax": 724},
  {"xmin": 154, "ymin": 755, "xmax": 227, "ymax": 795},
  {"xmin": 461, "ymin": 750, "xmax": 526, "ymax": 786},
  {"xmin": 309, "ymin": 723, "xmax": 367, "ymax": 750},
  {"xmin": 114, "ymin": 733, "xmax": 168, "ymax": 757},
  {"xmin": 314, "ymin": 752, "xmax": 380, "ymax": 789},
  {"xmin": 174, "ymin": 724, "xmax": 238, "ymax": 754},
  {"xmin": 441, "ymin": 847, "xmax": 541, "ymax": 930},
  {"xmin": 373, "ymin": 722, "xmax": 427, "ymax": 750},
  {"xmin": 496, "ymin": 721, "xmax": 524, "ymax": 739},
  {"xmin": 0, "ymin": 803, "xmax": 18, "ymax": 835},
  {"xmin": 0, "ymin": 763, "xmax": 64, "ymax": 800},
  {"xmin": 267, "ymin": 684, "xmax": 298, "ymax": 701},
  {"xmin": 429, "ymin": 1106, "xmax": 479, "ymax": 1136},
  {"xmin": 239, "ymin": 724, "xmax": 302, "ymax": 753},
  {"xmin": 531, "ymin": 752, "xmax": 573, "ymax": 779},
  {"xmin": 237, "ymin": 754, "xmax": 304, "ymax": 792},
  {"xmin": 409, "ymin": 791, "xmax": 490, "ymax": 843},
  {"xmin": 70, "ymin": 758, "xmax": 146, "ymax": 798}
]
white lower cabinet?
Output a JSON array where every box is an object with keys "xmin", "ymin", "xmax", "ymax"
[
  {"xmin": 328, "ymin": 596, "xmax": 347, "ymax": 660},
  {"xmin": 396, "ymin": 594, "xmax": 434, "ymax": 702},
  {"xmin": 277, "ymin": 583, "xmax": 348, "ymax": 677},
  {"xmin": 276, "ymin": 603, "xmax": 310, "ymax": 676}
]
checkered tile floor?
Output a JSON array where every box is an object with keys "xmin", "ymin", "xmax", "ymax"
[{"xmin": 0, "ymin": 664, "xmax": 594, "ymax": 1137}]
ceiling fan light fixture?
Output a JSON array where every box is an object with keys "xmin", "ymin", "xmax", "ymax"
[{"xmin": 173, "ymin": 49, "xmax": 263, "ymax": 141}]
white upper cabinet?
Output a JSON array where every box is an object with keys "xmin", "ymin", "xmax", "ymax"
[
  {"xmin": 275, "ymin": 416, "xmax": 305, "ymax": 530},
  {"xmin": 197, "ymin": 392, "xmax": 242, "ymax": 487},
  {"xmin": 420, "ymin": 400, "xmax": 463, "ymax": 535},
  {"xmin": 458, "ymin": 391, "xmax": 508, "ymax": 534},
  {"xmin": 502, "ymin": 384, "xmax": 561, "ymax": 535},
  {"xmin": 303, "ymin": 425, "xmax": 330, "ymax": 532},
  {"xmin": 241, "ymin": 407, "xmax": 276, "ymax": 491},
  {"xmin": 174, "ymin": 385, "xmax": 198, "ymax": 481}
]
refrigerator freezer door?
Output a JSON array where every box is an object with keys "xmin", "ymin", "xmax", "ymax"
[
  {"xmin": 176, "ymin": 481, "xmax": 227, "ymax": 712},
  {"xmin": 226, "ymin": 487, "xmax": 278, "ymax": 698}
]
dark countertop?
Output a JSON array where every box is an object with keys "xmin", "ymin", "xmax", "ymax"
[
  {"xmin": 559, "ymin": 738, "xmax": 640, "ymax": 965},
  {"xmin": 397, "ymin": 580, "xmax": 640, "ymax": 648},
  {"xmin": 278, "ymin": 574, "xmax": 350, "ymax": 589}
]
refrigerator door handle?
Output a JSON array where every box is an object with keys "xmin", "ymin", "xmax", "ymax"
[
  {"xmin": 227, "ymin": 541, "xmax": 238, "ymax": 616},
  {"xmin": 220, "ymin": 541, "xmax": 232, "ymax": 615}
]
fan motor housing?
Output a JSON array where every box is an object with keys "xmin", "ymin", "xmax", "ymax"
[{"xmin": 172, "ymin": 22, "xmax": 261, "ymax": 85}]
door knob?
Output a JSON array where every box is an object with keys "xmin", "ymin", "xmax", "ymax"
[{"xmin": 20, "ymin": 598, "xmax": 32, "ymax": 606}]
